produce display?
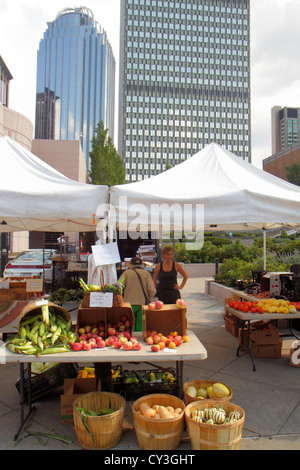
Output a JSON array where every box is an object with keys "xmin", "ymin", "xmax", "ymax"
[
  {"xmin": 75, "ymin": 405, "xmax": 115, "ymax": 417},
  {"xmin": 228, "ymin": 298, "xmax": 300, "ymax": 314},
  {"xmin": 79, "ymin": 278, "xmax": 124, "ymax": 294},
  {"xmin": 147, "ymin": 299, "xmax": 186, "ymax": 310},
  {"xmin": 5, "ymin": 304, "xmax": 77, "ymax": 356},
  {"xmin": 186, "ymin": 382, "xmax": 231, "ymax": 399},
  {"xmin": 138, "ymin": 401, "xmax": 184, "ymax": 420},
  {"xmin": 123, "ymin": 369, "xmax": 176, "ymax": 385},
  {"xmin": 191, "ymin": 405, "xmax": 241, "ymax": 425},
  {"xmin": 146, "ymin": 330, "xmax": 189, "ymax": 352}
]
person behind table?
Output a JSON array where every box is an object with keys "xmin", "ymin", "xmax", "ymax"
[
  {"xmin": 119, "ymin": 257, "xmax": 156, "ymax": 331},
  {"xmin": 153, "ymin": 245, "xmax": 188, "ymax": 304}
]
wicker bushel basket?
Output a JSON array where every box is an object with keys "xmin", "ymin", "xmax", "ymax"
[
  {"xmin": 73, "ymin": 392, "xmax": 126, "ymax": 450},
  {"xmin": 184, "ymin": 380, "xmax": 233, "ymax": 405},
  {"xmin": 81, "ymin": 291, "xmax": 124, "ymax": 308},
  {"xmin": 18, "ymin": 301, "xmax": 71, "ymax": 332},
  {"xmin": 185, "ymin": 400, "xmax": 245, "ymax": 450},
  {"xmin": 132, "ymin": 393, "xmax": 185, "ymax": 451},
  {"xmin": 81, "ymin": 269, "xmax": 124, "ymax": 308}
]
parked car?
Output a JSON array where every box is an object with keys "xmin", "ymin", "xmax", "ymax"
[{"xmin": 3, "ymin": 249, "xmax": 60, "ymax": 281}]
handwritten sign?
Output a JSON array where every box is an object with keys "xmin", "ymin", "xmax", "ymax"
[
  {"xmin": 92, "ymin": 242, "xmax": 121, "ymax": 267},
  {"xmin": 0, "ymin": 281, "xmax": 9, "ymax": 289},
  {"xmin": 89, "ymin": 292, "xmax": 113, "ymax": 308}
]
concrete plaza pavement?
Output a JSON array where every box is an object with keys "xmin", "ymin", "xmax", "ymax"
[{"xmin": 0, "ymin": 277, "xmax": 299, "ymax": 451}]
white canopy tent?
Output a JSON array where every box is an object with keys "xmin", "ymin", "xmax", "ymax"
[
  {"xmin": 0, "ymin": 136, "xmax": 108, "ymax": 233},
  {"xmin": 110, "ymin": 143, "xmax": 300, "ymax": 233}
]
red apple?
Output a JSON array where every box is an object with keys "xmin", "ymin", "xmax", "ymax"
[
  {"xmin": 121, "ymin": 315, "xmax": 128, "ymax": 322},
  {"xmin": 148, "ymin": 302, "xmax": 156, "ymax": 310},
  {"xmin": 82, "ymin": 341, "xmax": 92, "ymax": 351},
  {"xmin": 114, "ymin": 340, "xmax": 122, "ymax": 349},
  {"xmin": 125, "ymin": 320, "xmax": 131, "ymax": 328},
  {"xmin": 78, "ymin": 327, "xmax": 86, "ymax": 335},
  {"xmin": 123, "ymin": 331, "xmax": 131, "ymax": 340},
  {"xmin": 107, "ymin": 327, "xmax": 116, "ymax": 336},
  {"xmin": 70, "ymin": 342, "xmax": 83, "ymax": 351},
  {"xmin": 123, "ymin": 341, "xmax": 133, "ymax": 351},
  {"xmin": 133, "ymin": 342, "xmax": 142, "ymax": 350},
  {"xmin": 105, "ymin": 337, "xmax": 115, "ymax": 347},
  {"xmin": 176, "ymin": 299, "xmax": 186, "ymax": 308},
  {"xmin": 78, "ymin": 334, "xmax": 87, "ymax": 342},
  {"xmin": 151, "ymin": 344, "xmax": 160, "ymax": 352},
  {"xmin": 84, "ymin": 325, "xmax": 92, "ymax": 333},
  {"xmin": 130, "ymin": 336, "xmax": 138, "ymax": 344},
  {"xmin": 155, "ymin": 300, "xmax": 164, "ymax": 309},
  {"xmin": 146, "ymin": 336, "xmax": 154, "ymax": 345},
  {"xmin": 96, "ymin": 338, "xmax": 106, "ymax": 348}
]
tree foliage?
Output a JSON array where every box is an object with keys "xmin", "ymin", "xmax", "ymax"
[
  {"xmin": 286, "ymin": 162, "xmax": 300, "ymax": 186},
  {"xmin": 89, "ymin": 121, "xmax": 125, "ymax": 186}
]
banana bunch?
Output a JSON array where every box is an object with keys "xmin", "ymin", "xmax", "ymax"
[
  {"xmin": 77, "ymin": 367, "xmax": 95, "ymax": 378},
  {"xmin": 6, "ymin": 305, "xmax": 77, "ymax": 356}
]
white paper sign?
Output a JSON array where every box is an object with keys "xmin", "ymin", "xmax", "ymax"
[
  {"xmin": 36, "ymin": 299, "xmax": 48, "ymax": 306},
  {"xmin": 92, "ymin": 242, "xmax": 121, "ymax": 267},
  {"xmin": 0, "ymin": 281, "xmax": 9, "ymax": 289},
  {"xmin": 89, "ymin": 292, "xmax": 113, "ymax": 308}
]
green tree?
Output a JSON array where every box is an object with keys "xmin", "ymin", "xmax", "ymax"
[
  {"xmin": 286, "ymin": 162, "xmax": 300, "ymax": 186},
  {"xmin": 89, "ymin": 121, "xmax": 125, "ymax": 186}
]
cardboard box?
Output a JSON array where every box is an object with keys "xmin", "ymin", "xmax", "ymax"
[
  {"xmin": 224, "ymin": 314, "xmax": 238, "ymax": 337},
  {"xmin": 142, "ymin": 304, "xmax": 187, "ymax": 340},
  {"xmin": 76, "ymin": 303, "xmax": 135, "ymax": 337},
  {"xmin": 238, "ymin": 322, "xmax": 280, "ymax": 348},
  {"xmin": 251, "ymin": 338, "xmax": 282, "ymax": 358},
  {"xmin": 251, "ymin": 323, "xmax": 280, "ymax": 345},
  {"xmin": 60, "ymin": 378, "xmax": 100, "ymax": 423}
]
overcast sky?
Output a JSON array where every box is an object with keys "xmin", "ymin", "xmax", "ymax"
[{"xmin": 1, "ymin": 0, "xmax": 300, "ymax": 169}]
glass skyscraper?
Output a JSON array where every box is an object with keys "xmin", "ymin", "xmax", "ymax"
[
  {"xmin": 118, "ymin": 0, "xmax": 251, "ymax": 182},
  {"xmin": 35, "ymin": 7, "xmax": 115, "ymax": 169}
]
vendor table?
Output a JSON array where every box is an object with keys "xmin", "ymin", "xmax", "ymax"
[
  {"xmin": 1, "ymin": 329, "xmax": 207, "ymax": 440},
  {"xmin": 225, "ymin": 306, "xmax": 300, "ymax": 371}
]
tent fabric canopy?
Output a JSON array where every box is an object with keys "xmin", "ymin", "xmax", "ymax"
[
  {"xmin": 110, "ymin": 143, "xmax": 300, "ymax": 232},
  {"xmin": 0, "ymin": 136, "xmax": 108, "ymax": 232}
]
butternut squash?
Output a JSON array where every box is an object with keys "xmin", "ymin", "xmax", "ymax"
[
  {"xmin": 139, "ymin": 402, "xmax": 156, "ymax": 418},
  {"xmin": 158, "ymin": 405, "xmax": 175, "ymax": 419}
]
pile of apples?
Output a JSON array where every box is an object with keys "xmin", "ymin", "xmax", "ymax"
[
  {"xmin": 146, "ymin": 330, "xmax": 189, "ymax": 352},
  {"xmin": 70, "ymin": 314, "xmax": 137, "ymax": 351},
  {"xmin": 147, "ymin": 299, "xmax": 186, "ymax": 310}
]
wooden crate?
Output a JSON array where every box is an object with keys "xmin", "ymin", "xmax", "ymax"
[
  {"xmin": 142, "ymin": 305, "xmax": 187, "ymax": 340},
  {"xmin": 76, "ymin": 303, "xmax": 135, "ymax": 337}
]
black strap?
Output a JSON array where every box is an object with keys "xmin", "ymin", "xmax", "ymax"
[{"xmin": 133, "ymin": 268, "xmax": 150, "ymax": 304}]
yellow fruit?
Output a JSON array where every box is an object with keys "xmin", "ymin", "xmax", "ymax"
[
  {"xmin": 212, "ymin": 383, "xmax": 230, "ymax": 398},
  {"xmin": 206, "ymin": 386, "xmax": 217, "ymax": 398},
  {"xmin": 197, "ymin": 387, "xmax": 208, "ymax": 398},
  {"xmin": 186, "ymin": 386, "xmax": 197, "ymax": 397}
]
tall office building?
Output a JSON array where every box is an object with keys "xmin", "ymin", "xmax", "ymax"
[
  {"xmin": 119, "ymin": 0, "xmax": 251, "ymax": 182},
  {"xmin": 271, "ymin": 106, "xmax": 300, "ymax": 155},
  {"xmin": 35, "ymin": 6, "xmax": 115, "ymax": 169}
]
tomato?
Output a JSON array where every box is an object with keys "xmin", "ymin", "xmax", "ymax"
[
  {"xmin": 250, "ymin": 307, "xmax": 257, "ymax": 313},
  {"xmin": 257, "ymin": 307, "xmax": 264, "ymax": 314},
  {"xmin": 229, "ymin": 301, "xmax": 235, "ymax": 308},
  {"xmin": 242, "ymin": 305, "xmax": 249, "ymax": 312},
  {"xmin": 296, "ymin": 304, "xmax": 300, "ymax": 311},
  {"xmin": 233, "ymin": 303, "xmax": 239, "ymax": 310}
]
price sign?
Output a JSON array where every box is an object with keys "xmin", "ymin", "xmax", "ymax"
[{"xmin": 89, "ymin": 292, "xmax": 113, "ymax": 308}]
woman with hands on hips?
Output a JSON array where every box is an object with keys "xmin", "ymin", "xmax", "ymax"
[{"xmin": 153, "ymin": 245, "xmax": 188, "ymax": 305}]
